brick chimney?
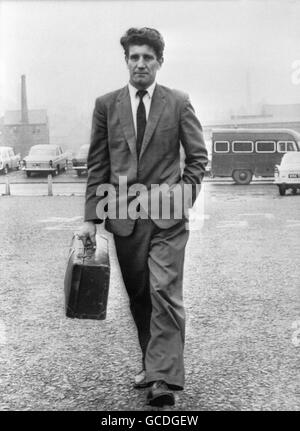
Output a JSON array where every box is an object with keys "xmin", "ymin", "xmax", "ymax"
[{"xmin": 21, "ymin": 74, "xmax": 29, "ymax": 123}]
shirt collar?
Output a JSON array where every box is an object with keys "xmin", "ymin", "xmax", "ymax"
[{"xmin": 128, "ymin": 81, "xmax": 157, "ymax": 99}]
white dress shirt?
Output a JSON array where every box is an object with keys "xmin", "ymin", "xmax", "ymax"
[{"xmin": 128, "ymin": 81, "xmax": 156, "ymax": 137}]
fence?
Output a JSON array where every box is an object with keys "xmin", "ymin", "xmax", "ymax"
[{"xmin": 0, "ymin": 175, "xmax": 86, "ymax": 196}]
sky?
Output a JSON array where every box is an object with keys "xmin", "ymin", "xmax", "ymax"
[{"xmin": 1, "ymin": 0, "xmax": 300, "ymax": 148}]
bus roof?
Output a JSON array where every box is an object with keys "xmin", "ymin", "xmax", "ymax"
[{"xmin": 212, "ymin": 128, "xmax": 300, "ymax": 139}]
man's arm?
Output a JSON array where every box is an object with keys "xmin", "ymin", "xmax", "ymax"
[
  {"xmin": 84, "ymin": 97, "xmax": 110, "ymax": 223},
  {"xmin": 77, "ymin": 98, "xmax": 110, "ymax": 246},
  {"xmin": 178, "ymin": 95, "xmax": 208, "ymax": 206}
]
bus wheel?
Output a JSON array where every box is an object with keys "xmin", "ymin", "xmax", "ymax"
[
  {"xmin": 232, "ymin": 169, "xmax": 252, "ymax": 185},
  {"xmin": 278, "ymin": 185, "xmax": 286, "ymax": 196}
]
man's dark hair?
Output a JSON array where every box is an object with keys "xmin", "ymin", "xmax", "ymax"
[{"xmin": 120, "ymin": 27, "xmax": 165, "ymax": 60}]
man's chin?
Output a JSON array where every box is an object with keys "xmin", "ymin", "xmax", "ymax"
[{"xmin": 132, "ymin": 78, "xmax": 151, "ymax": 88}]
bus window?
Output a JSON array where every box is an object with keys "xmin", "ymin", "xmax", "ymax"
[
  {"xmin": 232, "ymin": 141, "xmax": 253, "ymax": 153},
  {"xmin": 214, "ymin": 141, "xmax": 229, "ymax": 153},
  {"xmin": 286, "ymin": 141, "xmax": 297, "ymax": 151},
  {"xmin": 255, "ymin": 141, "xmax": 276, "ymax": 153},
  {"xmin": 278, "ymin": 141, "xmax": 297, "ymax": 152}
]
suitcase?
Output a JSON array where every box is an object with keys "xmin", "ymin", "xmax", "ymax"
[{"xmin": 64, "ymin": 234, "xmax": 110, "ymax": 320}]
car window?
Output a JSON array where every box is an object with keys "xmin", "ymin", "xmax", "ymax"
[{"xmin": 29, "ymin": 148, "xmax": 56, "ymax": 157}]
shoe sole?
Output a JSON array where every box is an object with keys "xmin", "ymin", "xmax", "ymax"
[
  {"xmin": 133, "ymin": 381, "xmax": 152, "ymax": 389},
  {"xmin": 147, "ymin": 393, "xmax": 175, "ymax": 407}
]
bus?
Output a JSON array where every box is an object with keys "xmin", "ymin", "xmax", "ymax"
[{"xmin": 211, "ymin": 128, "xmax": 300, "ymax": 184}]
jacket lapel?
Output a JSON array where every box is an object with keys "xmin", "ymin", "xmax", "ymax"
[
  {"xmin": 139, "ymin": 85, "xmax": 166, "ymax": 159},
  {"xmin": 116, "ymin": 86, "xmax": 137, "ymax": 160}
]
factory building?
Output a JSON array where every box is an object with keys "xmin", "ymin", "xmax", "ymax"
[{"xmin": 0, "ymin": 75, "xmax": 49, "ymax": 157}]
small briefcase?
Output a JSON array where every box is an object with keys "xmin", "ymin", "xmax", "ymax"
[{"xmin": 64, "ymin": 234, "xmax": 110, "ymax": 320}]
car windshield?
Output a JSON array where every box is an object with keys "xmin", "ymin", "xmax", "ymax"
[
  {"xmin": 29, "ymin": 148, "xmax": 56, "ymax": 157},
  {"xmin": 281, "ymin": 153, "xmax": 300, "ymax": 165}
]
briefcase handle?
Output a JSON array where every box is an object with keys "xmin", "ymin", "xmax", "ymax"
[{"xmin": 73, "ymin": 234, "xmax": 96, "ymax": 258}]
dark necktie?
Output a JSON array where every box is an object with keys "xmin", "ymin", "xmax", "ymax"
[{"xmin": 136, "ymin": 90, "xmax": 147, "ymax": 157}]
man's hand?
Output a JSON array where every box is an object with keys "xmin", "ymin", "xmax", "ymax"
[{"xmin": 76, "ymin": 221, "xmax": 97, "ymax": 247}]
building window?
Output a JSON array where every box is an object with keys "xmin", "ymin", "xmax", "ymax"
[{"xmin": 32, "ymin": 127, "xmax": 41, "ymax": 134}]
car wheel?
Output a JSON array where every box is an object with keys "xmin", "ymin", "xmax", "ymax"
[
  {"xmin": 4, "ymin": 165, "xmax": 9, "ymax": 175},
  {"xmin": 279, "ymin": 185, "xmax": 286, "ymax": 196},
  {"xmin": 77, "ymin": 170, "xmax": 82, "ymax": 177},
  {"xmin": 292, "ymin": 188, "xmax": 297, "ymax": 195},
  {"xmin": 232, "ymin": 169, "xmax": 253, "ymax": 185},
  {"xmin": 26, "ymin": 171, "xmax": 31, "ymax": 178}
]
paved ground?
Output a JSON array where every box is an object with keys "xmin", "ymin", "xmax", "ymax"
[
  {"xmin": 0, "ymin": 168, "xmax": 274, "ymax": 196},
  {"xmin": 0, "ymin": 183, "xmax": 299, "ymax": 411},
  {"xmin": 0, "ymin": 167, "xmax": 273, "ymax": 184}
]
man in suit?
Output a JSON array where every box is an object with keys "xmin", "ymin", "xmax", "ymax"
[{"xmin": 77, "ymin": 27, "xmax": 208, "ymax": 407}]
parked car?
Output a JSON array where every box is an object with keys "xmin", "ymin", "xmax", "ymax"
[
  {"xmin": 72, "ymin": 144, "xmax": 89, "ymax": 176},
  {"xmin": 274, "ymin": 152, "xmax": 300, "ymax": 195},
  {"xmin": 0, "ymin": 146, "xmax": 21, "ymax": 174},
  {"xmin": 22, "ymin": 144, "xmax": 68, "ymax": 177}
]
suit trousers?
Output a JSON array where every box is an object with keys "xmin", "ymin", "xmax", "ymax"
[{"xmin": 113, "ymin": 218, "xmax": 189, "ymax": 389}]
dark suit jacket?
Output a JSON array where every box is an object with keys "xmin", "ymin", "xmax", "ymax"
[{"xmin": 84, "ymin": 84, "xmax": 208, "ymax": 236}]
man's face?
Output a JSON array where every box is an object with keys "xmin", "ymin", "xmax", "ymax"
[{"xmin": 126, "ymin": 44, "xmax": 163, "ymax": 89}]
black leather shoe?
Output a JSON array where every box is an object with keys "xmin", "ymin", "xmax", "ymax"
[
  {"xmin": 147, "ymin": 380, "xmax": 175, "ymax": 407},
  {"xmin": 133, "ymin": 369, "xmax": 152, "ymax": 389}
]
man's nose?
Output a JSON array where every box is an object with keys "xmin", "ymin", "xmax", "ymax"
[{"xmin": 137, "ymin": 57, "xmax": 146, "ymax": 68}]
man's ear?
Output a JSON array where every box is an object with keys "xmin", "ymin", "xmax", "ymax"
[
  {"xmin": 158, "ymin": 57, "xmax": 164, "ymax": 67},
  {"xmin": 125, "ymin": 55, "xmax": 129, "ymax": 65}
]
